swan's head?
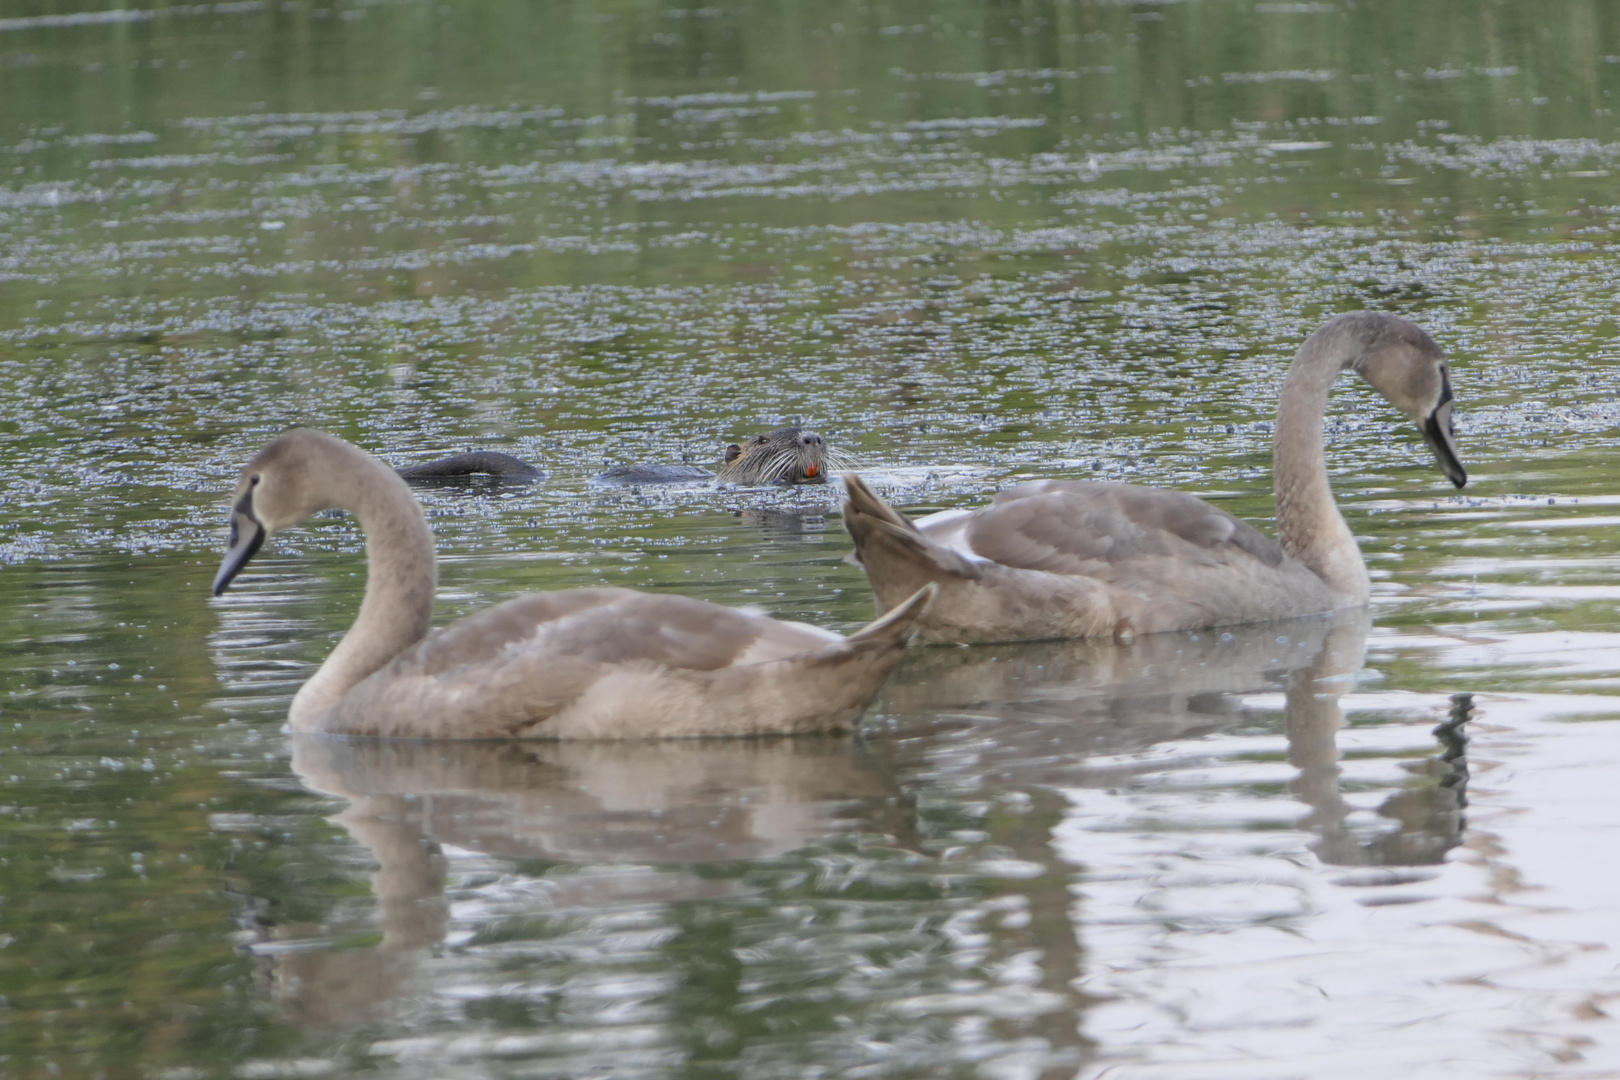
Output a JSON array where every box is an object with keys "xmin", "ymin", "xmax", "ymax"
[
  {"xmin": 212, "ymin": 430, "xmax": 354, "ymax": 596},
  {"xmin": 1345, "ymin": 313, "xmax": 1467, "ymax": 489}
]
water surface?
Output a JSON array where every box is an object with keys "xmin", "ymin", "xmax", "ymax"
[{"xmin": 4, "ymin": 2, "xmax": 1620, "ymax": 1077}]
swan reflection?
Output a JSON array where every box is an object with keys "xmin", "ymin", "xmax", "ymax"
[
  {"xmin": 878, "ymin": 610, "xmax": 1468, "ymax": 866},
  {"xmin": 231, "ymin": 611, "xmax": 1468, "ymax": 1073},
  {"xmin": 290, "ymin": 736, "xmax": 913, "ymax": 865},
  {"xmin": 240, "ymin": 737, "xmax": 912, "ymax": 1027}
]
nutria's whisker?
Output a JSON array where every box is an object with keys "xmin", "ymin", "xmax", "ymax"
[
  {"xmin": 763, "ymin": 448, "xmax": 796, "ymax": 482},
  {"xmin": 603, "ymin": 427, "xmax": 843, "ymax": 487},
  {"xmin": 712, "ymin": 427, "xmax": 839, "ymax": 485}
]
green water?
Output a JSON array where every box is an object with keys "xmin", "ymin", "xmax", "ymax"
[{"xmin": 4, "ymin": 2, "xmax": 1620, "ymax": 1077}]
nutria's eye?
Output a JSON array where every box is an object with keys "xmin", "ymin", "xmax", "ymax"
[{"xmin": 249, "ymin": 474, "xmax": 261, "ymax": 486}]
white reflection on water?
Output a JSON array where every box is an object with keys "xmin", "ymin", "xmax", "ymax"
[
  {"xmin": 862, "ymin": 612, "xmax": 1616, "ymax": 1076},
  {"xmin": 1065, "ymin": 692, "xmax": 1620, "ymax": 1079}
]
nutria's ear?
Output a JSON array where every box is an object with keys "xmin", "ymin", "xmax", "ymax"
[{"xmin": 724, "ymin": 444, "xmax": 742, "ymax": 464}]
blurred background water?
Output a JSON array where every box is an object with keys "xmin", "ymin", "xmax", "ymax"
[{"xmin": 3, "ymin": 1, "xmax": 1620, "ymax": 1077}]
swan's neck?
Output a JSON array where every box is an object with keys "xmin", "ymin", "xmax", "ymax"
[
  {"xmin": 1273, "ymin": 333, "xmax": 1369, "ymax": 605},
  {"xmin": 288, "ymin": 453, "xmax": 437, "ymax": 730}
]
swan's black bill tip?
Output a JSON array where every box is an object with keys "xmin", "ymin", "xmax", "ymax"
[
  {"xmin": 1421, "ymin": 409, "xmax": 1466, "ymax": 490},
  {"xmin": 212, "ymin": 515, "xmax": 265, "ymax": 596}
]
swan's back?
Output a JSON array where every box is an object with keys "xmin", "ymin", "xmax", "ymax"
[
  {"xmin": 953, "ymin": 480, "xmax": 1287, "ymax": 575},
  {"xmin": 952, "ymin": 480, "xmax": 1327, "ymax": 628},
  {"xmin": 307, "ymin": 589, "xmax": 883, "ymax": 740},
  {"xmin": 846, "ymin": 473, "xmax": 1333, "ymax": 642},
  {"xmin": 398, "ymin": 589, "xmax": 836, "ymax": 675}
]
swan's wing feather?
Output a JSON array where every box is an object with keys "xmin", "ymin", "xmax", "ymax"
[
  {"xmin": 965, "ymin": 480, "xmax": 1285, "ymax": 575},
  {"xmin": 332, "ymin": 589, "xmax": 854, "ymax": 739},
  {"xmin": 405, "ymin": 588, "xmax": 837, "ymax": 677}
]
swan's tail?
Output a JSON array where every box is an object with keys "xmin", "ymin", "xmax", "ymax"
[
  {"xmin": 760, "ymin": 582, "xmax": 934, "ymax": 733},
  {"xmin": 845, "ymin": 582, "xmax": 937, "ymax": 648},
  {"xmin": 842, "ymin": 474, "xmax": 978, "ymax": 613}
]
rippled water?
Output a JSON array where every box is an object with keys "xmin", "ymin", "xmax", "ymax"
[{"xmin": 4, "ymin": 1, "xmax": 1620, "ymax": 1077}]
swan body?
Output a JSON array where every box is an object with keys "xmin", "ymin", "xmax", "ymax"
[
  {"xmin": 842, "ymin": 311, "xmax": 1466, "ymax": 644},
  {"xmin": 212, "ymin": 430, "xmax": 933, "ymax": 739}
]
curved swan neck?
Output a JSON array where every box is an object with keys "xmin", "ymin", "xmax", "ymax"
[
  {"xmin": 1273, "ymin": 320, "xmax": 1371, "ymax": 605},
  {"xmin": 288, "ymin": 441, "xmax": 437, "ymax": 730}
]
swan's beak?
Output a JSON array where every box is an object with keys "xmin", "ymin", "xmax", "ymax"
[
  {"xmin": 1420, "ymin": 397, "xmax": 1467, "ymax": 488},
  {"xmin": 212, "ymin": 507, "xmax": 266, "ymax": 596}
]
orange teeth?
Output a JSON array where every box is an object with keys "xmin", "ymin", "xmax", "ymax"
[{"xmin": 805, "ymin": 464, "xmax": 819, "ymax": 478}]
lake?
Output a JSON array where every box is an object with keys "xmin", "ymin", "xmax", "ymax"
[{"xmin": 3, "ymin": 1, "xmax": 1620, "ymax": 1077}]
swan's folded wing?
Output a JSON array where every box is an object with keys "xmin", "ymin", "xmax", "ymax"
[
  {"xmin": 406, "ymin": 588, "xmax": 840, "ymax": 676},
  {"xmin": 963, "ymin": 480, "xmax": 1285, "ymax": 576},
  {"xmin": 331, "ymin": 589, "xmax": 848, "ymax": 738}
]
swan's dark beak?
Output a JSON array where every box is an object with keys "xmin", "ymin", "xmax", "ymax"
[
  {"xmin": 1420, "ymin": 395, "xmax": 1467, "ymax": 489},
  {"xmin": 212, "ymin": 500, "xmax": 266, "ymax": 596}
]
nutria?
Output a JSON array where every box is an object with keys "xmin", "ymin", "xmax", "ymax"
[
  {"xmin": 593, "ymin": 427, "xmax": 850, "ymax": 487},
  {"xmin": 395, "ymin": 450, "xmax": 543, "ymax": 483}
]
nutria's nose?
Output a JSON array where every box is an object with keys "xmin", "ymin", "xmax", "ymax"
[{"xmin": 803, "ymin": 434, "xmax": 822, "ymax": 446}]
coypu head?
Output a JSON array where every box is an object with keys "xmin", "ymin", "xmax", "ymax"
[{"xmin": 716, "ymin": 427, "xmax": 852, "ymax": 486}]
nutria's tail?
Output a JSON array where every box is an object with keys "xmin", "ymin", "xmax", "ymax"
[
  {"xmin": 841, "ymin": 474, "xmax": 980, "ymax": 615},
  {"xmin": 397, "ymin": 451, "xmax": 543, "ymax": 482}
]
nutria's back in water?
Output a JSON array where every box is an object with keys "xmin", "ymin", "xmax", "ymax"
[
  {"xmin": 396, "ymin": 450, "xmax": 543, "ymax": 483},
  {"xmin": 591, "ymin": 427, "xmax": 850, "ymax": 487}
]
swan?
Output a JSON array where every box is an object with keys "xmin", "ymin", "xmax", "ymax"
[
  {"xmin": 841, "ymin": 311, "xmax": 1465, "ymax": 643},
  {"xmin": 211, "ymin": 429, "xmax": 934, "ymax": 739}
]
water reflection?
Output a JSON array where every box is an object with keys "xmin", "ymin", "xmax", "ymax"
[
  {"xmin": 290, "ymin": 736, "xmax": 913, "ymax": 864},
  {"xmin": 730, "ymin": 506, "xmax": 831, "ymax": 535},
  {"xmin": 885, "ymin": 612, "xmax": 1352, "ymax": 760},
  {"xmin": 1292, "ymin": 684, "xmax": 1470, "ymax": 870},
  {"xmin": 250, "ymin": 737, "xmax": 914, "ymax": 1029},
  {"xmin": 236, "ymin": 616, "xmax": 1480, "ymax": 1072},
  {"xmin": 882, "ymin": 611, "xmax": 1467, "ymax": 869}
]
